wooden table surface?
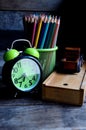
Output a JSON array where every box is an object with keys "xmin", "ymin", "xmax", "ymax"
[{"xmin": 0, "ymin": 51, "xmax": 86, "ymax": 130}]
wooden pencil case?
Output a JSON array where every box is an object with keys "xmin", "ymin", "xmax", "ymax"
[{"xmin": 42, "ymin": 63, "xmax": 86, "ymax": 106}]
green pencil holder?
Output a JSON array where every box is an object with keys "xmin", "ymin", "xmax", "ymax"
[{"xmin": 37, "ymin": 46, "xmax": 58, "ymax": 81}]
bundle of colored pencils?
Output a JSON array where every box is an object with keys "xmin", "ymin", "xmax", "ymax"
[{"xmin": 23, "ymin": 14, "xmax": 60, "ymax": 49}]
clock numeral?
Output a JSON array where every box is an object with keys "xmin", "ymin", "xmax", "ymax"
[
  {"xmin": 14, "ymin": 78, "xmax": 18, "ymax": 84},
  {"xmin": 32, "ymin": 75, "xmax": 36, "ymax": 81},
  {"xmin": 14, "ymin": 79, "xmax": 23, "ymax": 87},
  {"xmin": 29, "ymin": 80, "xmax": 33, "ymax": 86},
  {"xmin": 13, "ymin": 67, "xmax": 18, "ymax": 73},
  {"xmin": 24, "ymin": 84, "xmax": 28, "ymax": 88},
  {"xmin": 17, "ymin": 62, "xmax": 21, "ymax": 68},
  {"xmin": 18, "ymin": 81, "xmax": 22, "ymax": 87},
  {"xmin": 13, "ymin": 75, "xmax": 26, "ymax": 89},
  {"xmin": 14, "ymin": 78, "xmax": 25, "ymax": 87},
  {"xmin": 28, "ymin": 75, "xmax": 36, "ymax": 86},
  {"xmin": 12, "ymin": 74, "xmax": 15, "ymax": 78}
]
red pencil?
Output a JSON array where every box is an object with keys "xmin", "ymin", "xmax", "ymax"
[{"xmin": 50, "ymin": 18, "xmax": 60, "ymax": 48}]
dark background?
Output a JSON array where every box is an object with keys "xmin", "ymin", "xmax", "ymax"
[{"xmin": 57, "ymin": 0, "xmax": 85, "ymax": 59}]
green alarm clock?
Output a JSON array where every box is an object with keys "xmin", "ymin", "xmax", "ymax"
[{"xmin": 2, "ymin": 39, "xmax": 42, "ymax": 97}]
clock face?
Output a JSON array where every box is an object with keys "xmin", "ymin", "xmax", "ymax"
[{"xmin": 11, "ymin": 58, "xmax": 41, "ymax": 92}]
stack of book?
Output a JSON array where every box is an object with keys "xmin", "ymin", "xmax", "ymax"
[{"xmin": 23, "ymin": 14, "xmax": 60, "ymax": 49}]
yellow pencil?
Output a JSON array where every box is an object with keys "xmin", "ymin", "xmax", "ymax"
[{"xmin": 34, "ymin": 15, "xmax": 44, "ymax": 48}]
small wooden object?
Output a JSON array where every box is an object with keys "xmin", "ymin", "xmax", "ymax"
[
  {"xmin": 42, "ymin": 63, "xmax": 86, "ymax": 105},
  {"xmin": 59, "ymin": 47, "xmax": 83, "ymax": 73}
]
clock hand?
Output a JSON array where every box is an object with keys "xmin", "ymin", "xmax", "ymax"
[
  {"xmin": 14, "ymin": 74, "xmax": 26, "ymax": 87},
  {"xmin": 17, "ymin": 75, "xmax": 24, "ymax": 80},
  {"xmin": 22, "ymin": 76, "xmax": 25, "ymax": 82},
  {"xmin": 19, "ymin": 73, "xmax": 27, "ymax": 78},
  {"xmin": 18, "ymin": 74, "xmax": 26, "ymax": 82}
]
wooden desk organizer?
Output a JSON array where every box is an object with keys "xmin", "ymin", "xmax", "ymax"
[{"xmin": 42, "ymin": 63, "xmax": 86, "ymax": 106}]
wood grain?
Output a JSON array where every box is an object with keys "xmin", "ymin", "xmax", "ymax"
[
  {"xmin": 43, "ymin": 64, "xmax": 86, "ymax": 90},
  {"xmin": 42, "ymin": 63, "xmax": 86, "ymax": 105},
  {"xmin": 0, "ymin": 98, "xmax": 86, "ymax": 129}
]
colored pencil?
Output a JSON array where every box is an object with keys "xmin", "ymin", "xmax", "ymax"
[
  {"xmin": 34, "ymin": 15, "xmax": 44, "ymax": 48},
  {"xmin": 44, "ymin": 17, "xmax": 55, "ymax": 48},
  {"xmin": 51, "ymin": 18, "xmax": 60, "ymax": 48},
  {"xmin": 31, "ymin": 16, "xmax": 38, "ymax": 47},
  {"xmin": 23, "ymin": 14, "xmax": 60, "ymax": 49},
  {"xmin": 48, "ymin": 17, "xmax": 57, "ymax": 48},
  {"xmin": 37, "ymin": 16, "xmax": 47, "ymax": 48}
]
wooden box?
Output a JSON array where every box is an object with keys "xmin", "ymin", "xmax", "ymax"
[
  {"xmin": 59, "ymin": 47, "xmax": 83, "ymax": 73},
  {"xmin": 42, "ymin": 63, "xmax": 86, "ymax": 105}
]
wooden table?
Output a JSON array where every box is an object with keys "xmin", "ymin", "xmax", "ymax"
[{"xmin": 0, "ymin": 51, "xmax": 86, "ymax": 130}]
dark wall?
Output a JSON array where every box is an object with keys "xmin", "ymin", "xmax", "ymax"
[
  {"xmin": 0, "ymin": 0, "xmax": 62, "ymax": 12},
  {"xmin": 57, "ymin": 0, "xmax": 85, "ymax": 59}
]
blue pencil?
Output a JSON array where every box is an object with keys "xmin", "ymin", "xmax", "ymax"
[
  {"xmin": 44, "ymin": 17, "xmax": 54, "ymax": 48},
  {"xmin": 37, "ymin": 16, "xmax": 47, "ymax": 48},
  {"xmin": 40, "ymin": 15, "xmax": 51, "ymax": 48}
]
